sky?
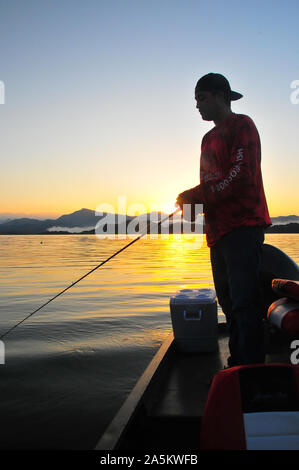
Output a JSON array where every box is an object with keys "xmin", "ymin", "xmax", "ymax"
[{"xmin": 0, "ymin": 0, "xmax": 298, "ymax": 218}]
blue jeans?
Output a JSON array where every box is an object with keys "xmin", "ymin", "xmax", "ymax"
[{"xmin": 210, "ymin": 226, "xmax": 265, "ymax": 366}]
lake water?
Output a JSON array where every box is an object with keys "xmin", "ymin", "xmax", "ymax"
[{"xmin": 0, "ymin": 233, "xmax": 299, "ymax": 449}]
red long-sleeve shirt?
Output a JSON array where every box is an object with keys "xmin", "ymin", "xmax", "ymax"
[{"xmin": 193, "ymin": 113, "xmax": 271, "ymax": 247}]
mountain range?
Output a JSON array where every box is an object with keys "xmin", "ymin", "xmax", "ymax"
[{"xmin": 0, "ymin": 208, "xmax": 298, "ymax": 234}]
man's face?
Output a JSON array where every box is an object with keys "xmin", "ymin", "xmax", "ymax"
[{"xmin": 195, "ymin": 90, "xmax": 220, "ymax": 121}]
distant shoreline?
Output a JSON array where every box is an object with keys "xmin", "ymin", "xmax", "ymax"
[
  {"xmin": 0, "ymin": 208, "xmax": 298, "ymax": 235},
  {"xmin": 1, "ymin": 223, "xmax": 299, "ymax": 235},
  {"xmin": 265, "ymin": 223, "xmax": 299, "ymax": 233}
]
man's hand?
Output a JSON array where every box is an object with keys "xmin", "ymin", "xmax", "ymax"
[
  {"xmin": 176, "ymin": 186, "xmax": 203, "ymax": 222},
  {"xmin": 176, "ymin": 188, "xmax": 195, "ymax": 210}
]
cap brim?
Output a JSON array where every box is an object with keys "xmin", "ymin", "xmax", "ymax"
[{"xmin": 230, "ymin": 91, "xmax": 243, "ymax": 101}]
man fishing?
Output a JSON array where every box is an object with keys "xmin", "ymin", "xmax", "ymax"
[{"xmin": 176, "ymin": 73, "xmax": 272, "ymax": 367}]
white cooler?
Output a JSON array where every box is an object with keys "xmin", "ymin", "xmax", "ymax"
[{"xmin": 170, "ymin": 288, "xmax": 218, "ymax": 352}]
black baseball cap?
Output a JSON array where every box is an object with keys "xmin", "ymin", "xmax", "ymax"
[{"xmin": 195, "ymin": 73, "xmax": 243, "ymax": 101}]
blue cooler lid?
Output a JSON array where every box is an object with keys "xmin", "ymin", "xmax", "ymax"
[{"xmin": 170, "ymin": 288, "xmax": 216, "ymax": 305}]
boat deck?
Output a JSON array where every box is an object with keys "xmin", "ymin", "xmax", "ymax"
[
  {"xmin": 96, "ymin": 322, "xmax": 291, "ymax": 451},
  {"xmin": 150, "ymin": 325, "xmax": 230, "ymax": 419}
]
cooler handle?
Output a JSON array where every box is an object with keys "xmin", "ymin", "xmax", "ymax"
[{"xmin": 184, "ymin": 309, "xmax": 202, "ymax": 321}]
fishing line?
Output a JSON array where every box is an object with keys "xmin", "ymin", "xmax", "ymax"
[{"xmin": 0, "ymin": 208, "xmax": 181, "ymax": 340}]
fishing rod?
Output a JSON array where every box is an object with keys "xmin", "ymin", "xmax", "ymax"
[{"xmin": 0, "ymin": 208, "xmax": 181, "ymax": 340}]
